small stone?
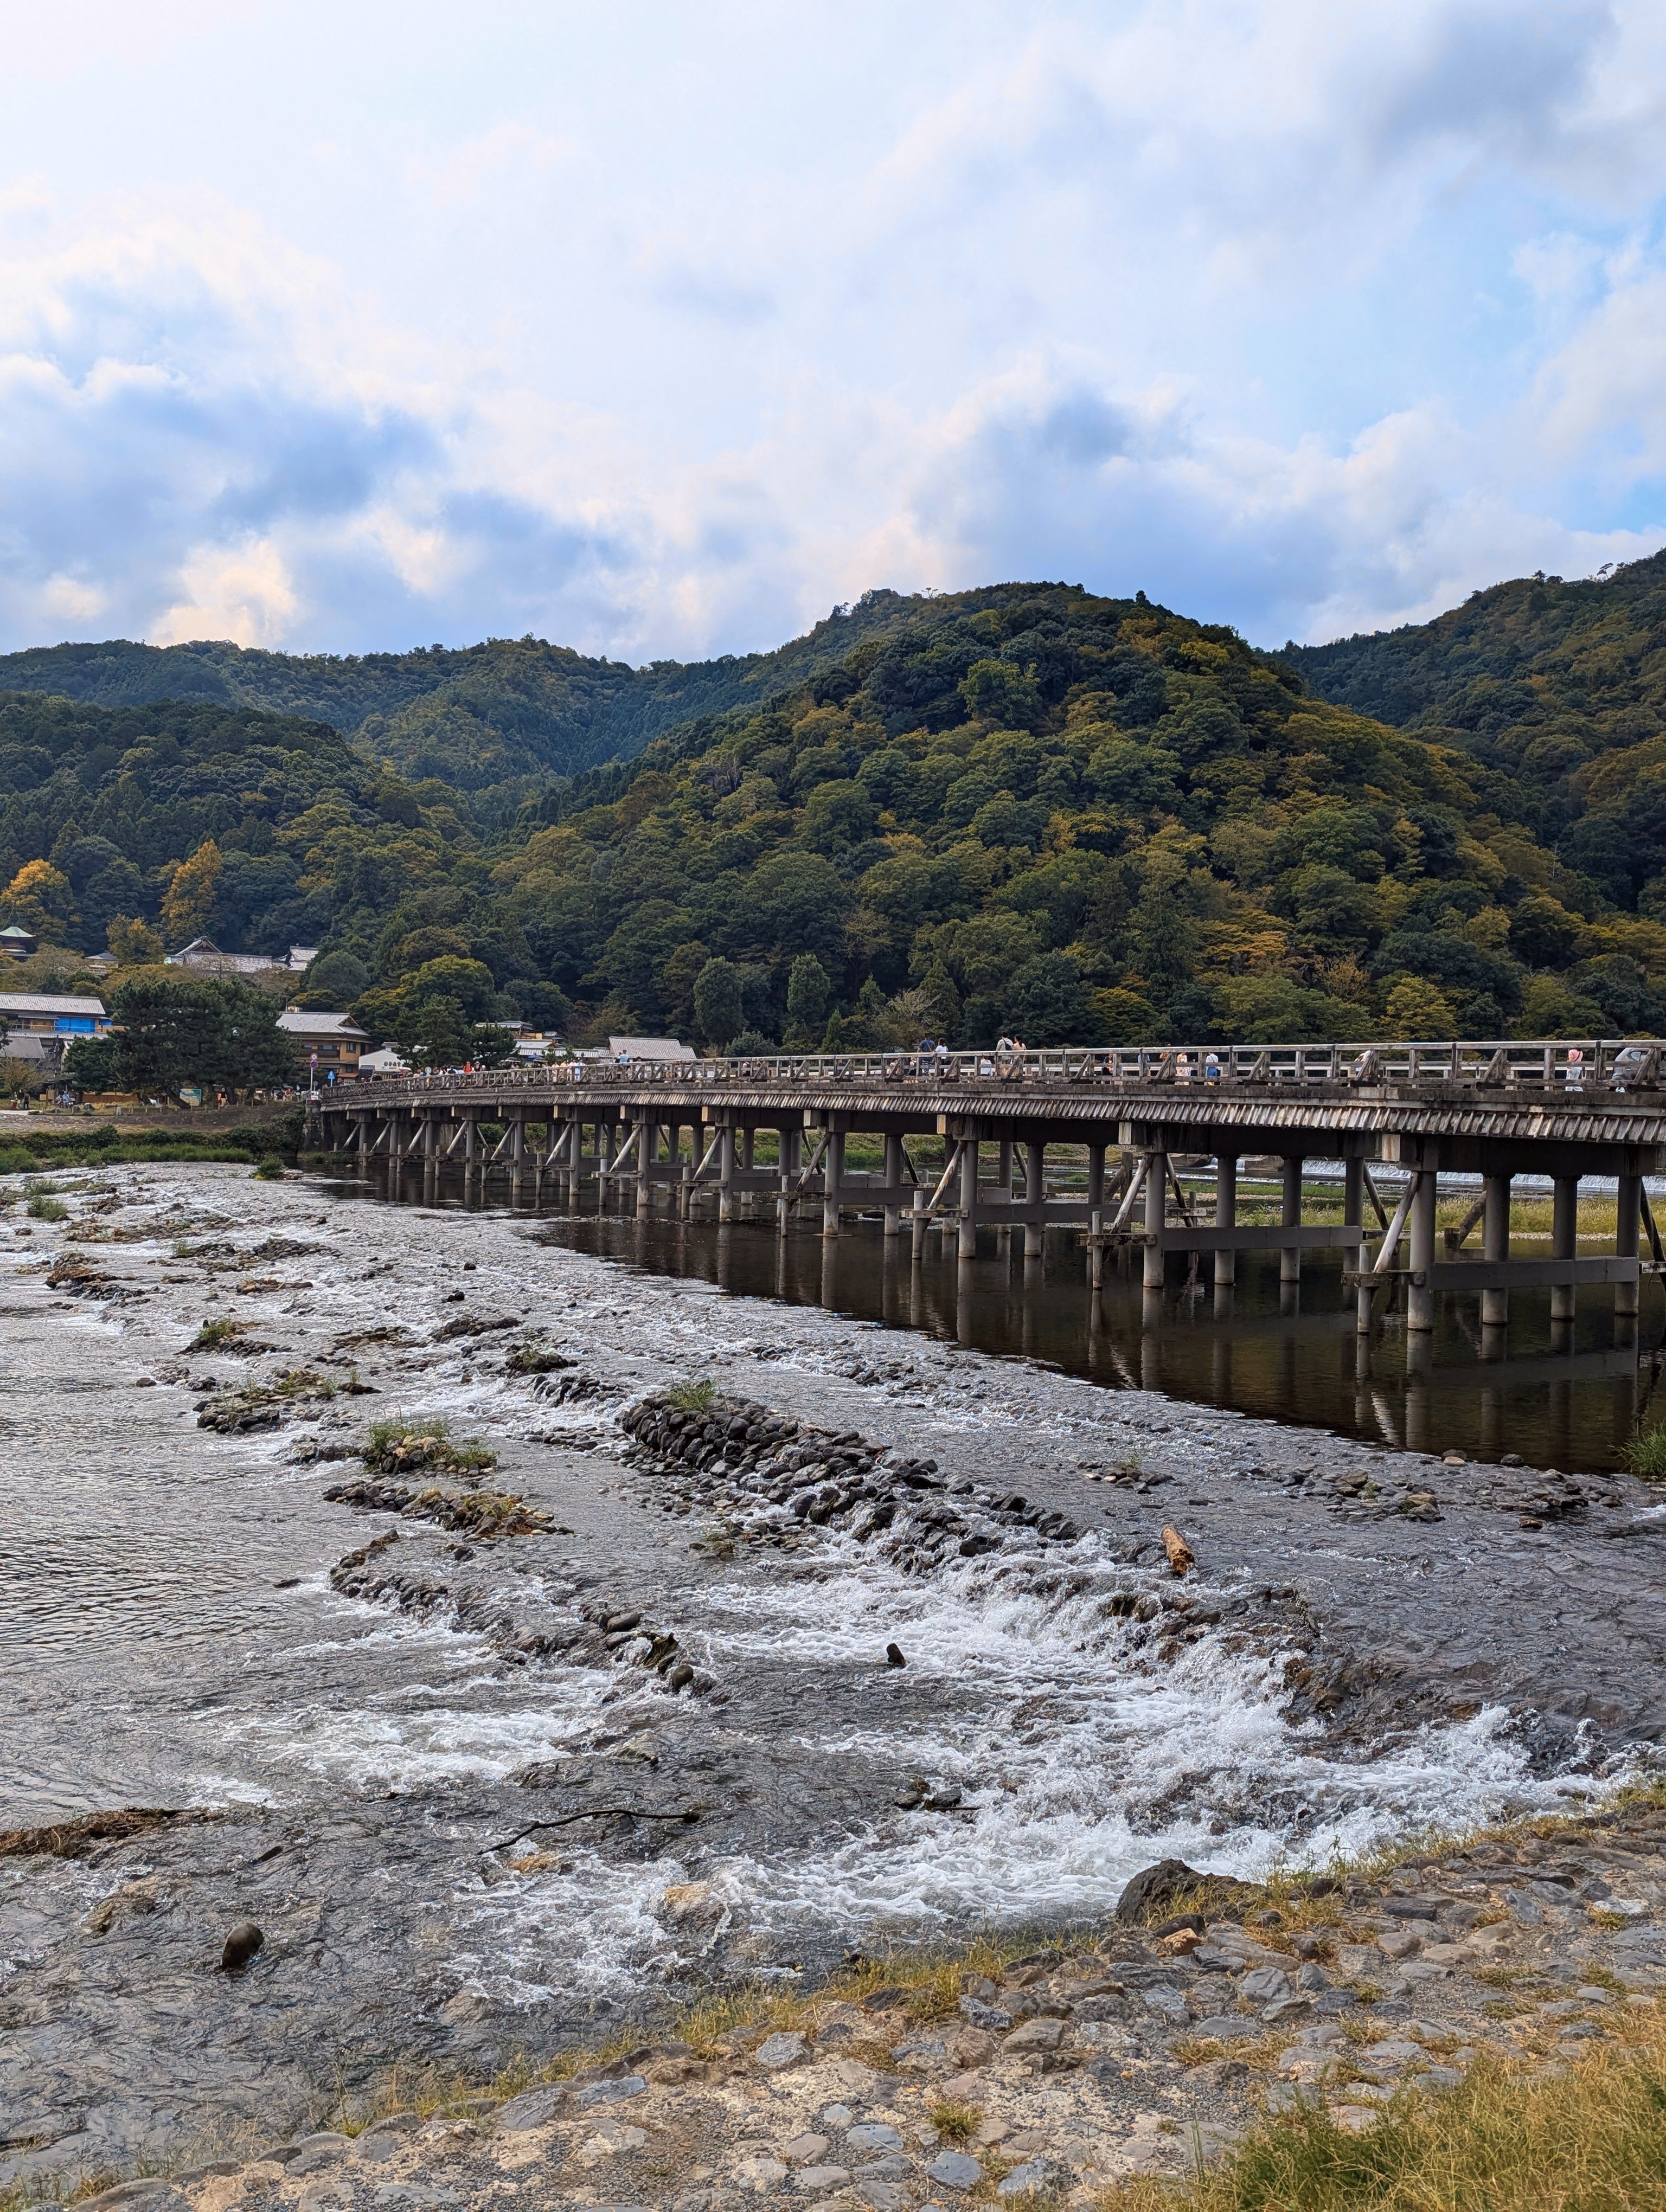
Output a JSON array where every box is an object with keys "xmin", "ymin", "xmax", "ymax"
[
  {"xmin": 575, "ymin": 2074, "xmax": 648, "ymax": 2105},
  {"xmin": 1328, "ymin": 2104, "xmax": 1382, "ymax": 2133},
  {"xmin": 221, "ymin": 1920, "xmax": 265, "ymax": 1971},
  {"xmin": 1377, "ymin": 1930, "xmax": 1421, "ymax": 1960},
  {"xmin": 754, "ymin": 2030, "xmax": 809, "ymax": 2071},
  {"xmin": 997, "ymin": 2158, "xmax": 1070, "ymax": 2199},
  {"xmin": 925, "ymin": 2151, "xmax": 983, "ymax": 2192},
  {"xmin": 784, "ymin": 2133, "xmax": 832, "ymax": 2165},
  {"xmin": 289, "ymin": 2145, "xmax": 348, "ymax": 2175},
  {"xmin": 1240, "ymin": 1967, "xmax": 1292, "ymax": 2005},
  {"xmin": 845, "ymin": 2124, "xmax": 904, "ymax": 2153},
  {"xmin": 734, "ymin": 2156, "xmax": 790, "ymax": 2192},
  {"xmin": 856, "ymin": 2184, "xmax": 908, "ymax": 2212},
  {"xmin": 1262, "ymin": 1997, "xmax": 1316, "ymax": 2024},
  {"xmin": 1184, "ymin": 2059, "xmax": 1249, "ymax": 2089},
  {"xmin": 491, "ymin": 2079, "xmax": 571, "ymax": 2132},
  {"xmin": 1002, "ymin": 2016, "xmax": 1065, "ymax": 2053},
  {"xmin": 795, "ymin": 2167, "xmax": 851, "ymax": 2194}
]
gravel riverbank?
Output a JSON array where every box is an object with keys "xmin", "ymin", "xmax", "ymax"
[{"xmin": 3, "ymin": 1163, "xmax": 1664, "ymax": 2200}]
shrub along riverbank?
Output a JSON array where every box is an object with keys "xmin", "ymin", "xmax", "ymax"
[{"xmin": 0, "ymin": 1110, "xmax": 303, "ymax": 1175}]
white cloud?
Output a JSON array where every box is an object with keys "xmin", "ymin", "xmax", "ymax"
[
  {"xmin": 151, "ymin": 537, "xmax": 298, "ymax": 646},
  {"xmin": 0, "ymin": 3, "xmax": 1663, "ymax": 663}
]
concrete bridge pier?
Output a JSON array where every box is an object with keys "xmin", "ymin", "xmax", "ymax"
[
  {"xmin": 1280, "ymin": 1155, "xmax": 1304, "ymax": 1307},
  {"xmin": 1407, "ymin": 1168, "xmax": 1438, "ymax": 1334},
  {"xmin": 717, "ymin": 1123, "xmax": 737, "ymax": 1224},
  {"xmin": 822, "ymin": 1128, "xmax": 844, "ymax": 1238},
  {"xmin": 882, "ymin": 1132, "xmax": 905, "ymax": 1238},
  {"xmin": 1550, "ymin": 1175, "xmax": 1580, "ymax": 1334},
  {"xmin": 1023, "ymin": 1140, "xmax": 1045, "ymax": 1267},
  {"xmin": 635, "ymin": 1119, "xmax": 653, "ymax": 1216},
  {"xmin": 1215, "ymin": 1154, "xmax": 1238, "ymax": 1290},
  {"xmin": 1616, "ymin": 1172, "xmax": 1642, "ymax": 1326},
  {"xmin": 959, "ymin": 1140, "xmax": 979, "ymax": 1259},
  {"xmin": 1343, "ymin": 1155, "xmax": 1365, "ymax": 1285},
  {"xmin": 1143, "ymin": 1149, "xmax": 1167, "ymax": 1292},
  {"xmin": 1481, "ymin": 1172, "xmax": 1512, "ymax": 1332}
]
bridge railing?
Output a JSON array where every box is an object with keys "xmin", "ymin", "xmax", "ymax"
[{"xmin": 334, "ymin": 1038, "xmax": 1665, "ymax": 1102}]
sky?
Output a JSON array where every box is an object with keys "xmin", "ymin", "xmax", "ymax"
[{"xmin": 2, "ymin": 1, "xmax": 1666, "ymax": 664}]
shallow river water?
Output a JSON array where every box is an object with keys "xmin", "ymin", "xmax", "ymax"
[
  {"xmin": 346, "ymin": 1163, "xmax": 1662, "ymax": 1475},
  {"xmin": 2, "ymin": 1162, "xmax": 1661, "ymax": 2179}
]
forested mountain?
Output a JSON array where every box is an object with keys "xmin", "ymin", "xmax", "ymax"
[
  {"xmin": 0, "ymin": 590, "xmax": 933, "ymax": 803},
  {"xmin": 5, "ymin": 565, "xmax": 1666, "ymax": 1054},
  {"xmin": 1288, "ymin": 550, "xmax": 1666, "ymax": 912}
]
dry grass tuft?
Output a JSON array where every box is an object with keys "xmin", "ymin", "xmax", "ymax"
[
  {"xmin": 1101, "ymin": 1999, "xmax": 1666, "ymax": 2210},
  {"xmin": 930, "ymin": 2098, "xmax": 983, "ymax": 2142}
]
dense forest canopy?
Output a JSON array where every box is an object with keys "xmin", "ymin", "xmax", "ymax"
[
  {"xmin": 0, "ymin": 590, "xmax": 935, "ymax": 812},
  {"xmin": 1289, "ymin": 549, "xmax": 1666, "ymax": 914},
  {"xmin": 5, "ymin": 560, "xmax": 1666, "ymax": 1052}
]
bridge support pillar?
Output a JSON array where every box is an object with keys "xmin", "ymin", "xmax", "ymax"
[
  {"xmin": 1215, "ymin": 1154, "xmax": 1238, "ymax": 1289},
  {"xmin": 718, "ymin": 1123, "xmax": 736, "ymax": 1223},
  {"xmin": 1616, "ymin": 1172, "xmax": 1642, "ymax": 1322},
  {"xmin": 1280, "ymin": 1157, "xmax": 1303, "ymax": 1287},
  {"xmin": 1481, "ymin": 1173, "xmax": 1511, "ymax": 1331},
  {"xmin": 636, "ymin": 1120, "xmax": 653, "ymax": 1216},
  {"xmin": 1407, "ymin": 1169, "xmax": 1437, "ymax": 1333},
  {"xmin": 959, "ymin": 1141, "xmax": 980, "ymax": 1259},
  {"xmin": 822, "ymin": 1128, "xmax": 843, "ymax": 1238},
  {"xmin": 883, "ymin": 1132, "xmax": 904, "ymax": 1237},
  {"xmin": 1086, "ymin": 1142, "xmax": 1105, "ymax": 1215},
  {"xmin": 1342, "ymin": 1154, "xmax": 1365, "ymax": 1288},
  {"xmin": 1550, "ymin": 1175, "xmax": 1579, "ymax": 1324},
  {"xmin": 1143, "ymin": 1149, "xmax": 1167, "ymax": 1291},
  {"xmin": 1023, "ymin": 1140, "xmax": 1044, "ymax": 1264}
]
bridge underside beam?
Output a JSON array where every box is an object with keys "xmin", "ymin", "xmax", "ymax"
[{"xmin": 1145, "ymin": 1223, "xmax": 1363, "ymax": 1253}]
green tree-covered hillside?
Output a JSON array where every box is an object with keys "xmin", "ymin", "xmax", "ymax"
[
  {"xmin": 486, "ymin": 581, "xmax": 1666, "ymax": 1046},
  {"xmin": 0, "ymin": 694, "xmax": 463, "ymax": 961},
  {"xmin": 7, "ymin": 570, "xmax": 1666, "ymax": 1050},
  {"xmin": 0, "ymin": 589, "xmax": 939, "ymax": 805},
  {"xmin": 1287, "ymin": 549, "xmax": 1666, "ymax": 915}
]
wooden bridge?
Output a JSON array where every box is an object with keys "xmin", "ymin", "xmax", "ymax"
[{"xmin": 305, "ymin": 1037, "xmax": 1666, "ymax": 1342}]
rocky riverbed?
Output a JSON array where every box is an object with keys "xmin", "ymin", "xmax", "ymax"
[
  {"xmin": 26, "ymin": 1799, "xmax": 1666, "ymax": 2212},
  {"xmin": 3, "ymin": 1163, "xmax": 1665, "ymax": 2202}
]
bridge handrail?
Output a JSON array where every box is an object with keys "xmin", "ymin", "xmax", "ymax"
[{"xmin": 324, "ymin": 1037, "xmax": 1666, "ymax": 1104}]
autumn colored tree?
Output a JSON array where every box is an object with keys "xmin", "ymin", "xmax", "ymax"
[
  {"xmin": 161, "ymin": 839, "xmax": 223, "ymax": 947},
  {"xmin": 3, "ymin": 859, "xmax": 77, "ymax": 942}
]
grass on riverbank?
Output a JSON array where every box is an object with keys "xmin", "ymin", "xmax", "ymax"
[{"xmin": 1107, "ymin": 2014, "xmax": 1666, "ymax": 2210}]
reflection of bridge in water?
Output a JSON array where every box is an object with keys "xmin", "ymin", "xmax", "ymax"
[{"xmin": 311, "ymin": 1038, "xmax": 1666, "ymax": 1437}]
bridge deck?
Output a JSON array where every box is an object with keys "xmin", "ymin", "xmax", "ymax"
[{"xmin": 304, "ymin": 1039, "xmax": 1666, "ymax": 1340}]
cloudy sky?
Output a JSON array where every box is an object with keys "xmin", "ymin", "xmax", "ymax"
[{"xmin": 2, "ymin": 1, "xmax": 1665, "ymax": 663}]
